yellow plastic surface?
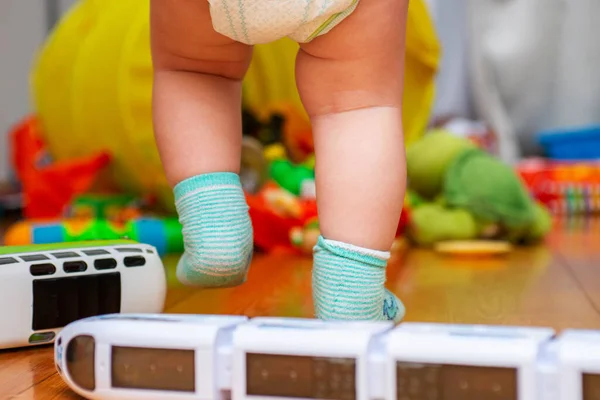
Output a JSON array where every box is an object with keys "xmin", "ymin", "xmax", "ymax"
[{"xmin": 31, "ymin": 0, "xmax": 439, "ymax": 210}]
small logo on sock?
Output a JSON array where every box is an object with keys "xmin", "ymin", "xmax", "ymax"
[{"xmin": 383, "ymin": 297, "xmax": 399, "ymax": 320}]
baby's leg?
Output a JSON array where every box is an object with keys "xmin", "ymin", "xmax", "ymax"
[
  {"xmin": 151, "ymin": 0, "xmax": 254, "ymax": 287},
  {"xmin": 296, "ymin": 0, "xmax": 408, "ymax": 321}
]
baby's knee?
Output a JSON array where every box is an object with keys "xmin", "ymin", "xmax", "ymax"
[
  {"xmin": 151, "ymin": 0, "xmax": 253, "ymax": 80},
  {"xmin": 295, "ymin": 48, "xmax": 403, "ymax": 117},
  {"xmin": 152, "ymin": 28, "xmax": 252, "ymax": 80},
  {"xmin": 154, "ymin": 52, "xmax": 252, "ymax": 81}
]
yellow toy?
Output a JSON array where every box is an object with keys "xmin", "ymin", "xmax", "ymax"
[
  {"xmin": 263, "ymin": 187, "xmax": 303, "ymax": 219},
  {"xmin": 31, "ymin": 0, "xmax": 440, "ymax": 211},
  {"xmin": 434, "ymin": 240, "xmax": 513, "ymax": 257}
]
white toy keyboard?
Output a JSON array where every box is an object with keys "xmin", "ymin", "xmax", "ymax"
[{"xmin": 53, "ymin": 313, "xmax": 600, "ymax": 400}]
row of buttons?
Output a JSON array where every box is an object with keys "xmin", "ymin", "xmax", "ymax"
[
  {"xmin": 29, "ymin": 256, "xmax": 146, "ymax": 277},
  {"xmin": 0, "ymin": 247, "xmax": 153, "ymax": 266}
]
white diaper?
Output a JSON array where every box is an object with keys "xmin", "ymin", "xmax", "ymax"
[{"xmin": 208, "ymin": 0, "xmax": 359, "ymax": 45}]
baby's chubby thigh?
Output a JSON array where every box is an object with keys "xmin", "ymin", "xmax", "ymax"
[
  {"xmin": 295, "ymin": 0, "xmax": 408, "ymax": 117},
  {"xmin": 151, "ymin": 0, "xmax": 252, "ymax": 79}
]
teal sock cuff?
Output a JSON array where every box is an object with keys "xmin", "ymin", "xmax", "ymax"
[
  {"xmin": 174, "ymin": 172, "xmax": 242, "ymax": 198},
  {"xmin": 315, "ymin": 236, "xmax": 389, "ymax": 268}
]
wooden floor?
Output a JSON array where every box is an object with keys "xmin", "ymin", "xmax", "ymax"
[{"xmin": 1, "ymin": 217, "xmax": 600, "ymax": 399}]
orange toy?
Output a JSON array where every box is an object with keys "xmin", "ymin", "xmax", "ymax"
[
  {"xmin": 246, "ymin": 182, "xmax": 318, "ymax": 253},
  {"xmin": 10, "ymin": 116, "xmax": 110, "ymax": 219}
]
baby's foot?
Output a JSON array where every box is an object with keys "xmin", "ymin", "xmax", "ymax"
[
  {"xmin": 174, "ymin": 172, "xmax": 253, "ymax": 288},
  {"xmin": 312, "ymin": 236, "xmax": 405, "ymax": 323}
]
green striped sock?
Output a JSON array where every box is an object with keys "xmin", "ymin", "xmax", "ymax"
[
  {"xmin": 313, "ymin": 236, "xmax": 405, "ymax": 323},
  {"xmin": 174, "ymin": 172, "xmax": 253, "ymax": 288}
]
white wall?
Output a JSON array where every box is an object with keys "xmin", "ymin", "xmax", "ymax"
[
  {"xmin": 58, "ymin": 0, "xmax": 77, "ymax": 11},
  {"xmin": 468, "ymin": 0, "xmax": 600, "ymax": 160},
  {"xmin": 0, "ymin": 1, "xmax": 48, "ymax": 182},
  {"xmin": 424, "ymin": 0, "xmax": 473, "ymax": 121}
]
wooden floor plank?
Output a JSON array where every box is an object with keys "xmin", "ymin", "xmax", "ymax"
[
  {"xmin": 10, "ymin": 368, "xmax": 80, "ymax": 400},
  {"xmin": 0, "ymin": 346, "xmax": 56, "ymax": 398},
  {"xmin": 395, "ymin": 245, "xmax": 600, "ymax": 330},
  {"xmin": 549, "ymin": 217, "xmax": 600, "ymax": 314}
]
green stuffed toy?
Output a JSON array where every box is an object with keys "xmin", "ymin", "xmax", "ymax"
[{"xmin": 405, "ymin": 130, "xmax": 552, "ymax": 246}]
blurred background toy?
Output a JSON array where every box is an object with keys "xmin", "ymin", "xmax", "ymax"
[
  {"xmin": 246, "ymin": 182, "xmax": 318, "ymax": 254},
  {"xmin": 9, "ymin": 116, "xmax": 110, "ymax": 219},
  {"xmin": 517, "ymin": 158, "xmax": 600, "ymax": 215},
  {"xmin": 290, "ymin": 217, "xmax": 320, "ymax": 255},
  {"xmin": 4, "ymin": 218, "xmax": 183, "ymax": 256},
  {"xmin": 434, "ymin": 240, "xmax": 513, "ymax": 256},
  {"xmin": 405, "ymin": 130, "xmax": 553, "ymax": 246},
  {"xmin": 66, "ymin": 194, "xmax": 145, "ymax": 221},
  {"xmin": 537, "ymin": 125, "xmax": 600, "ymax": 161},
  {"xmin": 269, "ymin": 159, "xmax": 315, "ymax": 197}
]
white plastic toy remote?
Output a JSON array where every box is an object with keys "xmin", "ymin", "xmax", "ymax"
[
  {"xmin": 232, "ymin": 317, "xmax": 394, "ymax": 400},
  {"xmin": 385, "ymin": 323, "xmax": 555, "ymax": 400},
  {"xmin": 55, "ymin": 315, "xmax": 600, "ymax": 400},
  {"xmin": 554, "ymin": 329, "xmax": 600, "ymax": 400},
  {"xmin": 0, "ymin": 241, "xmax": 167, "ymax": 349},
  {"xmin": 55, "ymin": 313, "xmax": 248, "ymax": 400}
]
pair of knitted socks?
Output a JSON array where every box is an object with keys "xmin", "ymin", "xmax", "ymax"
[{"xmin": 174, "ymin": 172, "xmax": 404, "ymax": 322}]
